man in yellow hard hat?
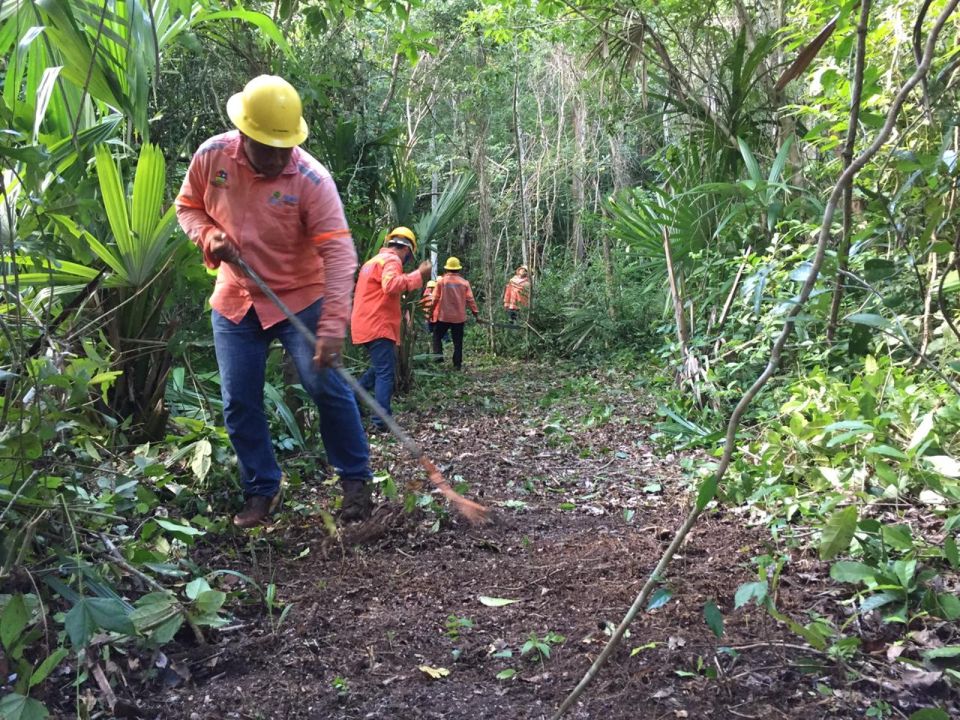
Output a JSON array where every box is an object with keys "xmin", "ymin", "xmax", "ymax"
[
  {"xmin": 175, "ymin": 75, "xmax": 374, "ymax": 527},
  {"xmin": 431, "ymin": 257, "xmax": 480, "ymax": 369},
  {"xmin": 350, "ymin": 227, "xmax": 432, "ymax": 432}
]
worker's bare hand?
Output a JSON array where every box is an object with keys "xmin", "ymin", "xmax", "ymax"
[
  {"xmin": 314, "ymin": 336, "xmax": 344, "ymax": 368},
  {"xmin": 208, "ymin": 231, "xmax": 240, "ymax": 263},
  {"xmin": 417, "ymin": 261, "xmax": 433, "ymax": 280}
]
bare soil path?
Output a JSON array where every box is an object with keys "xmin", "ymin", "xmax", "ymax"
[{"xmin": 136, "ymin": 361, "xmax": 955, "ymax": 719}]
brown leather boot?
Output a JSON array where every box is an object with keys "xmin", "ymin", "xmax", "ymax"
[
  {"xmin": 340, "ymin": 481, "xmax": 372, "ymax": 523},
  {"xmin": 233, "ymin": 493, "xmax": 280, "ymax": 529}
]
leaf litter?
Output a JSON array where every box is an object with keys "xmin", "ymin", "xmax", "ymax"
[{"xmin": 99, "ymin": 362, "xmax": 960, "ymax": 720}]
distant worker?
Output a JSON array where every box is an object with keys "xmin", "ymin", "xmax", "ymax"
[
  {"xmin": 503, "ymin": 264, "xmax": 531, "ymax": 323},
  {"xmin": 431, "ymin": 257, "xmax": 480, "ymax": 370},
  {"xmin": 351, "ymin": 227, "xmax": 432, "ymax": 432},
  {"xmin": 421, "ymin": 279, "xmax": 437, "ymax": 333}
]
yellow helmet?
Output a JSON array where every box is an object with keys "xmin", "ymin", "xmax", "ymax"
[
  {"xmin": 444, "ymin": 256, "xmax": 463, "ymax": 271},
  {"xmin": 386, "ymin": 226, "xmax": 417, "ymax": 253},
  {"xmin": 227, "ymin": 75, "xmax": 309, "ymax": 148},
  {"xmin": 426, "ymin": 280, "xmax": 437, "ymax": 288}
]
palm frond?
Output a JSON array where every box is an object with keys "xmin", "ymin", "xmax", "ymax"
[{"xmin": 413, "ymin": 172, "xmax": 476, "ymax": 252}]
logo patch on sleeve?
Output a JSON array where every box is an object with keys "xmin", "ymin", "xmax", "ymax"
[
  {"xmin": 268, "ymin": 191, "xmax": 299, "ymax": 207},
  {"xmin": 211, "ymin": 169, "xmax": 228, "ymax": 188}
]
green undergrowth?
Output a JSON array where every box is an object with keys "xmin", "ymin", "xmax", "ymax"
[{"xmin": 646, "ymin": 348, "xmax": 960, "ymax": 695}]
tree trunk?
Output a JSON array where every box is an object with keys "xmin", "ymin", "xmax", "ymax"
[
  {"xmin": 571, "ymin": 93, "xmax": 587, "ymax": 263},
  {"xmin": 513, "ymin": 54, "xmax": 532, "ymax": 270},
  {"xmin": 826, "ymin": 0, "xmax": 871, "ymax": 343}
]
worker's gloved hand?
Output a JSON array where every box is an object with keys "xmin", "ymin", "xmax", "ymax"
[
  {"xmin": 417, "ymin": 261, "xmax": 432, "ymax": 280},
  {"xmin": 314, "ymin": 336, "xmax": 344, "ymax": 368},
  {"xmin": 208, "ymin": 231, "xmax": 240, "ymax": 263}
]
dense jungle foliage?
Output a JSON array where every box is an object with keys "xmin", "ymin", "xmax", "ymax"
[{"xmin": 1, "ymin": 0, "xmax": 960, "ymax": 717}]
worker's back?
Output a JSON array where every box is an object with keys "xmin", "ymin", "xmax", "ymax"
[{"xmin": 433, "ymin": 273, "xmax": 477, "ymax": 323}]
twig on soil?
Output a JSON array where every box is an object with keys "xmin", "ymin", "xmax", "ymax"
[{"xmin": 549, "ymin": 3, "xmax": 960, "ymax": 716}]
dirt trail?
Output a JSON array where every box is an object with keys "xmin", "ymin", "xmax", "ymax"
[{"xmin": 139, "ymin": 362, "xmax": 946, "ymax": 719}]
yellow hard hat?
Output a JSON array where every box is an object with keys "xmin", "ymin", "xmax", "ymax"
[
  {"xmin": 386, "ymin": 226, "xmax": 417, "ymax": 253},
  {"xmin": 227, "ymin": 75, "xmax": 309, "ymax": 148},
  {"xmin": 426, "ymin": 280, "xmax": 437, "ymax": 288},
  {"xmin": 444, "ymin": 256, "xmax": 463, "ymax": 271}
]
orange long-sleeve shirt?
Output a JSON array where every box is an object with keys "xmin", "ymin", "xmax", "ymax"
[
  {"xmin": 420, "ymin": 286, "xmax": 435, "ymax": 316},
  {"xmin": 175, "ymin": 131, "xmax": 357, "ymax": 338},
  {"xmin": 350, "ymin": 250, "xmax": 424, "ymax": 344},
  {"xmin": 431, "ymin": 273, "xmax": 478, "ymax": 324},
  {"xmin": 503, "ymin": 275, "xmax": 530, "ymax": 310}
]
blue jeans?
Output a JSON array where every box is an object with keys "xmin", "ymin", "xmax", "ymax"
[
  {"xmin": 212, "ymin": 300, "xmax": 371, "ymax": 498},
  {"xmin": 358, "ymin": 338, "xmax": 396, "ymax": 429}
]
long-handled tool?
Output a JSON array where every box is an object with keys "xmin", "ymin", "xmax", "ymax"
[
  {"xmin": 233, "ymin": 257, "xmax": 489, "ymax": 525},
  {"xmin": 484, "ymin": 321, "xmax": 522, "ymax": 331}
]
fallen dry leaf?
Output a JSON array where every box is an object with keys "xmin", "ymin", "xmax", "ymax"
[{"xmin": 418, "ymin": 665, "xmax": 451, "ymax": 679}]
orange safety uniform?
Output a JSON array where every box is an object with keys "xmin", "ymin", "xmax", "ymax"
[
  {"xmin": 350, "ymin": 250, "xmax": 424, "ymax": 345},
  {"xmin": 175, "ymin": 130, "xmax": 355, "ymax": 337},
  {"xmin": 420, "ymin": 285, "xmax": 436, "ymax": 317},
  {"xmin": 431, "ymin": 273, "xmax": 479, "ymax": 324},
  {"xmin": 503, "ymin": 274, "xmax": 530, "ymax": 310}
]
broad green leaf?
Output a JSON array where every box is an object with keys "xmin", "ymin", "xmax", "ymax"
[
  {"xmin": 696, "ymin": 474, "xmax": 717, "ymax": 511},
  {"xmin": 845, "ymin": 313, "xmax": 893, "ymax": 331},
  {"xmin": 908, "ymin": 710, "xmax": 950, "ymax": 720},
  {"xmin": 734, "ymin": 581, "xmax": 768, "ymax": 609},
  {"xmin": 859, "ymin": 591, "xmax": 900, "ymax": 613},
  {"xmin": 830, "ymin": 561, "xmax": 876, "ymax": 584},
  {"xmin": 64, "ymin": 597, "xmax": 134, "ymax": 648},
  {"xmin": 945, "ymin": 536, "xmax": 959, "ymax": 569},
  {"xmin": 1, "ymin": 593, "xmax": 28, "ymax": 651},
  {"xmin": 149, "ymin": 614, "xmax": 184, "ymax": 644},
  {"xmin": 909, "ymin": 413, "xmax": 935, "ymax": 451},
  {"xmin": 190, "ymin": 439, "xmax": 212, "ymax": 482},
  {"xmin": 893, "ymin": 559, "xmax": 917, "ymax": 589},
  {"xmin": 495, "ymin": 668, "xmax": 516, "ymax": 680},
  {"xmin": 935, "ymin": 592, "xmax": 960, "ymax": 620},
  {"xmin": 185, "ymin": 577, "xmax": 212, "ymax": 601},
  {"xmin": 924, "ymin": 455, "xmax": 960, "ymax": 479},
  {"xmin": 820, "ymin": 506, "xmax": 858, "ymax": 560},
  {"xmin": 769, "ymin": 136, "xmax": 794, "ymax": 185},
  {"xmin": 0, "ymin": 693, "xmax": 49, "ymax": 720},
  {"xmin": 130, "ymin": 592, "xmax": 180, "ymax": 639},
  {"xmin": 865, "ymin": 444, "xmax": 908, "ymax": 460},
  {"xmin": 478, "ymin": 596, "xmax": 518, "ymax": 607},
  {"xmin": 154, "ymin": 518, "xmax": 205, "ymax": 536},
  {"xmin": 29, "ymin": 648, "xmax": 68, "ymax": 689},
  {"xmin": 95, "ymin": 144, "xmax": 133, "ymax": 266},
  {"xmin": 703, "ymin": 601, "xmax": 724, "ymax": 638},
  {"xmin": 922, "ymin": 646, "xmax": 960, "ymax": 660},
  {"xmin": 647, "ymin": 588, "xmax": 672, "ymax": 611},
  {"xmin": 821, "ymin": 418, "xmax": 869, "ymax": 433},
  {"xmin": 196, "ymin": 10, "xmax": 291, "ymax": 56},
  {"xmin": 737, "ymin": 137, "xmax": 762, "ymax": 183},
  {"xmin": 194, "ymin": 590, "xmax": 226, "ymax": 616},
  {"xmin": 882, "ymin": 524, "xmax": 913, "ymax": 551}
]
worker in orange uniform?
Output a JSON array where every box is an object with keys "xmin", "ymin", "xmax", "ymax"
[
  {"xmin": 421, "ymin": 280, "xmax": 438, "ymax": 333},
  {"xmin": 351, "ymin": 227, "xmax": 432, "ymax": 432},
  {"xmin": 503, "ymin": 264, "xmax": 531, "ymax": 323},
  {"xmin": 175, "ymin": 75, "xmax": 373, "ymax": 527},
  {"xmin": 431, "ymin": 257, "xmax": 480, "ymax": 369}
]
